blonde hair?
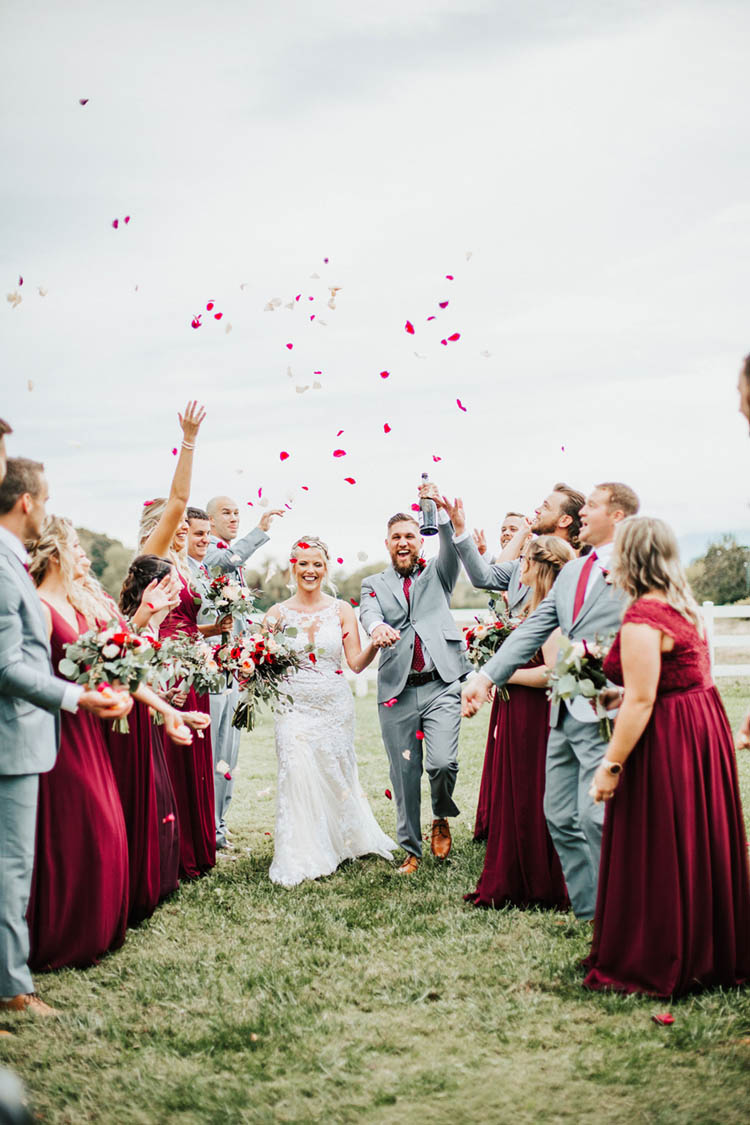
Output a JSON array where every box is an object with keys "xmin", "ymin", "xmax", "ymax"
[
  {"xmin": 289, "ymin": 536, "xmax": 336, "ymax": 595},
  {"xmin": 525, "ymin": 535, "xmax": 575, "ymax": 612},
  {"xmin": 136, "ymin": 497, "xmax": 191, "ymax": 581},
  {"xmin": 28, "ymin": 516, "xmax": 119, "ymax": 628},
  {"xmin": 610, "ymin": 517, "xmax": 702, "ymax": 629}
]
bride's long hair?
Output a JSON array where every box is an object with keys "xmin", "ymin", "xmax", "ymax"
[{"xmin": 288, "ymin": 536, "xmax": 337, "ymax": 596}]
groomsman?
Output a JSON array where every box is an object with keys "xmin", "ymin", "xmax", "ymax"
[
  {"xmin": 0, "ymin": 457, "xmax": 130, "ymax": 1016},
  {"xmin": 452, "ymin": 483, "xmax": 585, "ymax": 616},
  {"xmin": 360, "ymin": 484, "xmax": 472, "ymax": 873},
  {"xmin": 461, "ymin": 482, "xmax": 640, "ymax": 920},
  {"xmin": 201, "ymin": 496, "xmax": 283, "ymax": 849}
]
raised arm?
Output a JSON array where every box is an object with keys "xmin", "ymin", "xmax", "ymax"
[
  {"xmin": 203, "ymin": 517, "xmax": 278, "ymax": 574},
  {"xmin": 442, "ymin": 496, "xmax": 517, "ymax": 591},
  {"xmin": 142, "ymin": 401, "xmax": 206, "ymax": 559}
]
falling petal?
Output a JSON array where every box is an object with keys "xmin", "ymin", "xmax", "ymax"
[
  {"xmin": 383, "ymin": 698, "xmax": 398, "ymax": 708},
  {"xmin": 225, "ymin": 323, "xmax": 232, "ymax": 334},
  {"xmin": 384, "ymin": 789, "xmax": 393, "ymax": 800},
  {"xmin": 383, "ymin": 423, "xmax": 391, "ymax": 433},
  {"xmin": 286, "ymin": 343, "xmax": 293, "ymax": 350},
  {"xmin": 445, "ymin": 274, "xmax": 454, "ymax": 280},
  {"xmin": 344, "ymin": 477, "xmax": 356, "ymax": 485},
  {"xmin": 191, "ymin": 315, "xmax": 202, "ymax": 329},
  {"xmin": 310, "ymin": 314, "xmax": 316, "ymax": 321},
  {"xmin": 78, "ymin": 97, "xmax": 89, "ymax": 105},
  {"xmin": 301, "ymin": 485, "xmax": 310, "ymax": 491},
  {"xmin": 111, "ymin": 219, "xmax": 119, "ymax": 229},
  {"xmin": 336, "ymin": 429, "xmax": 344, "ymax": 436},
  {"xmin": 333, "ymin": 449, "xmax": 347, "ymax": 458},
  {"xmin": 214, "ymin": 312, "xmax": 223, "ymax": 320},
  {"xmin": 124, "ymin": 216, "xmax": 130, "ymax": 224},
  {"xmin": 37, "ymin": 286, "xmax": 47, "ymax": 297},
  {"xmin": 27, "ymin": 380, "xmax": 33, "ymax": 391},
  {"xmin": 279, "ymin": 451, "xmax": 290, "ymax": 461},
  {"xmin": 357, "ymin": 551, "xmax": 368, "ymax": 561},
  {"xmin": 258, "ymin": 488, "xmax": 263, "ymax": 498},
  {"xmin": 405, "ymin": 320, "xmax": 415, "ymax": 334},
  {"xmin": 416, "ymin": 730, "xmax": 425, "ymax": 741},
  {"xmin": 427, "ymin": 316, "xmax": 436, "ymax": 322},
  {"xmin": 247, "ymin": 501, "xmax": 254, "ymax": 506},
  {"xmin": 295, "ymin": 294, "xmax": 301, "ymax": 302},
  {"xmin": 448, "ymin": 332, "xmax": 461, "ymax": 342},
  {"xmin": 440, "ymin": 339, "xmax": 447, "ymax": 346},
  {"xmin": 295, "ymin": 385, "xmax": 310, "ymax": 394},
  {"xmin": 410, "ymin": 503, "xmax": 420, "ymax": 512},
  {"xmin": 438, "ymin": 301, "xmax": 449, "ymax": 309},
  {"xmin": 312, "ymin": 381, "xmax": 322, "ymax": 390},
  {"xmin": 337, "ymin": 557, "xmax": 344, "ymax": 564},
  {"xmin": 457, "ymin": 399, "xmax": 468, "ymax": 412},
  {"xmin": 380, "ymin": 370, "xmax": 390, "ymax": 379},
  {"xmin": 206, "ymin": 301, "xmax": 215, "ymax": 311},
  {"xmin": 432, "ymin": 455, "xmax": 442, "ymax": 462},
  {"xmin": 172, "ymin": 447, "xmax": 178, "ymax": 456},
  {"xmin": 18, "ymin": 275, "xmax": 23, "ymax": 287},
  {"xmin": 402, "ymin": 749, "xmax": 411, "ymax": 760}
]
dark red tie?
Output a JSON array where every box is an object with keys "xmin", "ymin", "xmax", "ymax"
[
  {"xmin": 402, "ymin": 576, "xmax": 425, "ymax": 672},
  {"xmin": 572, "ymin": 551, "xmax": 597, "ymax": 622}
]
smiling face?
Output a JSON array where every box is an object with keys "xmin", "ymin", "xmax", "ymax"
[
  {"xmin": 187, "ymin": 517, "xmax": 211, "ymax": 561},
  {"xmin": 210, "ymin": 497, "xmax": 240, "ymax": 543},
  {"xmin": 531, "ymin": 492, "xmax": 564, "ymax": 535},
  {"xmin": 172, "ymin": 511, "xmax": 189, "ymax": 553},
  {"xmin": 500, "ymin": 514, "xmax": 525, "ymax": 548},
  {"xmin": 71, "ymin": 533, "xmax": 91, "ymax": 581},
  {"xmin": 579, "ymin": 487, "xmax": 619, "ymax": 547},
  {"xmin": 293, "ymin": 546, "xmax": 327, "ymax": 593},
  {"xmin": 386, "ymin": 519, "xmax": 423, "ymax": 577}
]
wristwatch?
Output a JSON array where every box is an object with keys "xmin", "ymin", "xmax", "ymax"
[{"xmin": 601, "ymin": 759, "xmax": 623, "ymax": 776}]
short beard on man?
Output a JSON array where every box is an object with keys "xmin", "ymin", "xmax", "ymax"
[
  {"xmin": 531, "ymin": 511, "xmax": 559, "ymax": 536},
  {"xmin": 390, "ymin": 543, "xmax": 421, "ymax": 577}
]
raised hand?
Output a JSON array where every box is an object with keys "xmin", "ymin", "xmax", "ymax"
[
  {"xmin": 177, "ymin": 400, "xmax": 207, "ymax": 443},
  {"xmin": 140, "ymin": 572, "xmax": 180, "ymax": 617},
  {"xmin": 258, "ymin": 508, "xmax": 285, "ymax": 533},
  {"xmin": 472, "ymin": 528, "xmax": 487, "ymax": 556},
  {"xmin": 441, "ymin": 496, "xmax": 466, "ymax": 536}
]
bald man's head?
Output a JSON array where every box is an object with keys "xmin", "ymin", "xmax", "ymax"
[{"xmin": 206, "ymin": 495, "xmax": 240, "ymax": 542}]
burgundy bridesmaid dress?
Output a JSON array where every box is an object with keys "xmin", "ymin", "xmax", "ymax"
[
  {"xmin": 466, "ymin": 653, "xmax": 568, "ymax": 910},
  {"xmin": 584, "ymin": 599, "xmax": 750, "ymax": 997},
  {"xmin": 473, "ymin": 692, "xmax": 502, "ymax": 841},
  {"xmin": 28, "ymin": 605, "xmax": 129, "ymax": 970},
  {"xmin": 159, "ymin": 575, "xmax": 216, "ymax": 879},
  {"xmin": 104, "ymin": 698, "xmax": 180, "ymax": 924}
]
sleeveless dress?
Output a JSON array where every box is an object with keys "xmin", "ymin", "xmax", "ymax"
[
  {"xmin": 28, "ymin": 605, "xmax": 129, "ymax": 970},
  {"xmin": 473, "ymin": 692, "xmax": 502, "ymax": 841},
  {"xmin": 466, "ymin": 653, "xmax": 568, "ymax": 910},
  {"xmin": 159, "ymin": 575, "xmax": 216, "ymax": 879},
  {"xmin": 583, "ymin": 599, "xmax": 750, "ymax": 997},
  {"xmin": 270, "ymin": 601, "xmax": 395, "ymax": 886}
]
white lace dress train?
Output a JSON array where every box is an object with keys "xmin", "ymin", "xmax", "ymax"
[{"xmin": 269, "ymin": 602, "xmax": 395, "ymax": 887}]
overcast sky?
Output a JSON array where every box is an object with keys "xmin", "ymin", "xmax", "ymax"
[{"xmin": 2, "ymin": 0, "xmax": 749, "ymax": 571}]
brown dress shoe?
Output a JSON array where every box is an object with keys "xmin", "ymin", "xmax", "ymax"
[
  {"xmin": 396, "ymin": 855, "xmax": 420, "ymax": 875},
  {"xmin": 431, "ymin": 818, "xmax": 452, "ymax": 860},
  {"xmin": 0, "ymin": 994, "xmax": 59, "ymax": 1018}
]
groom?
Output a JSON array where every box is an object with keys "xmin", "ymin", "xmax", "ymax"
[
  {"xmin": 360, "ymin": 484, "xmax": 471, "ymax": 874},
  {"xmin": 461, "ymin": 482, "xmax": 639, "ymax": 919}
]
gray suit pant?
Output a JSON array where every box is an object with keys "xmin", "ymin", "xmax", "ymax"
[
  {"xmin": 543, "ymin": 707, "xmax": 607, "ymax": 920},
  {"xmin": 378, "ymin": 678, "xmax": 461, "ymax": 858},
  {"xmin": 209, "ymin": 684, "xmax": 240, "ymax": 848},
  {"xmin": 0, "ymin": 774, "xmax": 38, "ymax": 997}
]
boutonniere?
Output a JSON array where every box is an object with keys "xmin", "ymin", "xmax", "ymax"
[
  {"xmin": 416, "ymin": 557, "xmax": 427, "ymax": 574},
  {"xmin": 602, "ymin": 568, "xmax": 613, "ymax": 586},
  {"xmin": 216, "ymin": 540, "xmax": 229, "ymax": 550}
]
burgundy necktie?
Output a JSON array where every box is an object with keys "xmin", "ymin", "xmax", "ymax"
[
  {"xmin": 572, "ymin": 551, "xmax": 598, "ymax": 622},
  {"xmin": 402, "ymin": 575, "xmax": 425, "ymax": 672}
]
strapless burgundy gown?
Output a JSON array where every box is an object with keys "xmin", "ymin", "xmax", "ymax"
[
  {"xmin": 466, "ymin": 654, "xmax": 568, "ymax": 910},
  {"xmin": 584, "ymin": 599, "xmax": 750, "ymax": 997},
  {"xmin": 159, "ymin": 576, "xmax": 215, "ymax": 878},
  {"xmin": 104, "ymin": 698, "xmax": 180, "ymax": 923},
  {"xmin": 28, "ymin": 605, "xmax": 129, "ymax": 970}
]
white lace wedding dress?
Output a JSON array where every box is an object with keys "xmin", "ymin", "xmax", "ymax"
[{"xmin": 269, "ymin": 601, "xmax": 395, "ymax": 886}]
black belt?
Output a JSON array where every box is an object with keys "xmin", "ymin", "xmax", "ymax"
[{"xmin": 405, "ymin": 669, "xmax": 441, "ymax": 688}]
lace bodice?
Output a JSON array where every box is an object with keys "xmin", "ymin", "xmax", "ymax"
[
  {"xmin": 279, "ymin": 600, "xmax": 344, "ymax": 675},
  {"xmin": 603, "ymin": 598, "xmax": 712, "ymax": 695}
]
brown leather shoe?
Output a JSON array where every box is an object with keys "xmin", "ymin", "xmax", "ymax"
[
  {"xmin": 396, "ymin": 855, "xmax": 420, "ymax": 875},
  {"xmin": 431, "ymin": 818, "xmax": 452, "ymax": 860},
  {"xmin": 0, "ymin": 994, "xmax": 59, "ymax": 1018}
]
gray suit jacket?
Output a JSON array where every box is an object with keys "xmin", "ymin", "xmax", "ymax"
[
  {"xmin": 0, "ymin": 538, "xmax": 67, "ymax": 775},
  {"xmin": 203, "ymin": 528, "xmax": 269, "ymax": 575},
  {"xmin": 454, "ymin": 535, "xmax": 531, "ymax": 615},
  {"xmin": 359, "ymin": 523, "xmax": 472, "ymax": 703},
  {"xmin": 481, "ymin": 554, "xmax": 627, "ymax": 726}
]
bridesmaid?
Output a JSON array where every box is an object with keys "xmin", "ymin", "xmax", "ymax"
[
  {"xmin": 466, "ymin": 535, "xmax": 573, "ymax": 910},
  {"xmin": 138, "ymin": 400, "xmax": 217, "ymax": 879},
  {"xmin": 27, "ymin": 519, "xmax": 131, "ymax": 969},
  {"xmin": 585, "ymin": 516, "xmax": 750, "ymax": 996}
]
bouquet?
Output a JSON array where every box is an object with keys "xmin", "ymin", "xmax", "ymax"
[
  {"xmin": 546, "ymin": 634, "xmax": 616, "ymax": 739},
  {"xmin": 202, "ymin": 571, "xmax": 256, "ymax": 634},
  {"xmin": 463, "ymin": 606, "xmax": 517, "ymax": 701},
  {"xmin": 229, "ymin": 626, "xmax": 314, "ymax": 731},
  {"xmin": 59, "ymin": 622, "xmax": 157, "ymax": 732},
  {"xmin": 155, "ymin": 631, "xmax": 224, "ymax": 697}
]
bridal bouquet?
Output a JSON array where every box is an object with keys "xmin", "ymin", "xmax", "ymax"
[
  {"xmin": 59, "ymin": 622, "xmax": 157, "ymax": 732},
  {"xmin": 202, "ymin": 571, "xmax": 256, "ymax": 625},
  {"xmin": 463, "ymin": 607, "xmax": 517, "ymax": 701},
  {"xmin": 230, "ymin": 627, "xmax": 312, "ymax": 732},
  {"xmin": 546, "ymin": 634, "xmax": 615, "ymax": 739},
  {"xmin": 155, "ymin": 632, "xmax": 225, "ymax": 697}
]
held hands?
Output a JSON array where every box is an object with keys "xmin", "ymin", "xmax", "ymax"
[
  {"xmin": 258, "ymin": 508, "xmax": 285, "ymax": 533},
  {"xmin": 472, "ymin": 528, "xmax": 487, "ymax": 556},
  {"xmin": 440, "ymin": 496, "xmax": 466, "ymax": 536},
  {"xmin": 178, "ymin": 400, "xmax": 207, "ymax": 443},
  {"xmin": 589, "ymin": 763, "xmax": 620, "ymax": 804},
  {"xmin": 79, "ymin": 687, "xmax": 133, "ymax": 719},
  {"xmin": 461, "ymin": 674, "xmax": 493, "ymax": 717},
  {"xmin": 371, "ymin": 623, "xmax": 400, "ymax": 648}
]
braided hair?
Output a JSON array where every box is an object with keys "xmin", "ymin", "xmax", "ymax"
[
  {"xmin": 119, "ymin": 554, "xmax": 173, "ymax": 618},
  {"xmin": 525, "ymin": 535, "xmax": 575, "ymax": 611}
]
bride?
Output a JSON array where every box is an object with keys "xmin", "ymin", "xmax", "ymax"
[{"xmin": 263, "ymin": 536, "xmax": 395, "ymax": 886}]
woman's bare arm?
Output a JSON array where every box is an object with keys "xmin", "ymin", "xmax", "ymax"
[{"xmin": 142, "ymin": 401, "xmax": 206, "ymax": 559}]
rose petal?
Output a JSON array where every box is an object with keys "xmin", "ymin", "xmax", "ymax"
[
  {"xmin": 448, "ymin": 332, "xmax": 460, "ymax": 342},
  {"xmin": 124, "ymin": 216, "xmax": 130, "ymax": 224},
  {"xmin": 333, "ymin": 449, "xmax": 347, "ymax": 457},
  {"xmin": 652, "ymin": 1013, "xmax": 675, "ymax": 1026},
  {"xmin": 111, "ymin": 219, "xmax": 119, "ymax": 229},
  {"xmin": 206, "ymin": 301, "xmax": 214, "ymax": 311},
  {"xmin": 191, "ymin": 316, "xmax": 202, "ymax": 329},
  {"xmin": 337, "ymin": 557, "xmax": 344, "ymax": 564},
  {"xmin": 380, "ymin": 370, "xmax": 389, "ymax": 379},
  {"xmin": 172, "ymin": 447, "xmax": 178, "ymax": 456},
  {"xmin": 457, "ymin": 399, "xmax": 467, "ymax": 412},
  {"xmin": 162, "ymin": 813, "xmax": 176, "ymax": 824},
  {"xmin": 383, "ymin": 698, "xmax": 398, "ymax": 708},
  {"xmin": 384, "ymin": 789, "xmax": 393, "ymax": 800},
  {"xmin": 410, "ymin": 503, "xmax": 420, "ymax": 512},
  {"xmin": 427, "ymin": 316, "xmax": 436, "ymax": 321},
  {"xmin": 286, "ymin": 343, "xmax": 293, "ymax": 350},
  {"xmin": 279, "ymin": 451, "xmax": 290, "ymax": 461},
  {"xmin": 344, "ymin": 477, "xmax": 356, "ymax": 484},
  {"xmin": 247, "ymin": 501, "xmax": 254, "ymax": 506},
  {"xmin": 405, "ymin": 320, "xmax": 415, "ymax": 334},
  {"xmin": 214, "ymin": 312, "xmax": 223, "ymax": 320},
  {"xmin": 349, "ymin": 598, "xmax": 359, "ymax": 606},
  {"xmin": 301, "ymin": 485, "xmax": 309, "ymax": 491},
  {"xmin": 416, "ymin": 730, "xmax": 425, "ymax": 740},
  {"xmin": 78, "ymin": 97, "xmax": 89, "ymax": 105},
  {"xmin": 445, "ymin": 274, "xmax": 454, "ymax": 280},
  {"xmin": 369, "ymin": 591, "xmax": 377, "ymax": 597},
  {"xmin": 432, "ymin": 455, "xmax": 442, "ymax": 462},
  {"xmin": 383, "ymin": 423, "xmax": 391, "ymax": 433},
  {"xmin": 336, "ymin": 429, "xmax": 344, "ymax": 436},
  {"xmin": 438, "ymin": 301, "xmax": 449, "ymax": 309},
  {"xmin": 402, "ymin": 749, "xmax": 411, "ymax": 760}
]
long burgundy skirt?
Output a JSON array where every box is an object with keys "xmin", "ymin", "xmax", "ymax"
[
  {"xmin": 162, "ymin": 688, "xmax": 215, "ymax": 879},
  {"xmin": 466, "ymin": 684, "xmax": 567, "ymax": 910},
  {"xmin": 104, "ymin": 699, "xmax": 180, "ymax": 924},
  {"xmin": 473, "ymin": 692, "xmax": 502, "ymax": 841},
  {"xmin": 584, "ymin": 686, "xmax": 750, "ymax": 997},
  {"xmin": 29, "ymin": 707, "xmax": 129, "ymax": 970}
]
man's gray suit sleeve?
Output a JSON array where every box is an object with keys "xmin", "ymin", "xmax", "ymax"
[
  {"xmin": 358, "ymin": 577, "xmax": 383, "ymax": 633},
  {"xmin": 455, "ymin": 535, "xmax": 515, "ymax": 591},
  {"xmin": 0, "ymin": 579, "xmax": 67, "ymax": 713},
  {"xmin": 434, "ymin": 521, "xmax": 461, "ymax": 593},
  {"xmin": 204, "ymin": 527, "xmax": 269, "ymax": 573},
  {"xmin": 481, "ymin": 589, "xmax": 560, "ymax": 687}
]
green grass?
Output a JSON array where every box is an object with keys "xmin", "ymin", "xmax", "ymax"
[{"xmin": 3, "ymin": 685, "xmax": 750, "ymax": 1123}]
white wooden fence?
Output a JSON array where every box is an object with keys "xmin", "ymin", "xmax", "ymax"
[{"xmin": 342, "ymin": 604, "xmax": 750, "ymax": 695}]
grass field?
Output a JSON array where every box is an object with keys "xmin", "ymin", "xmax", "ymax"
[{"xmin": 3, "ymin": 685, "xmax": 750, "ymax": 1124}]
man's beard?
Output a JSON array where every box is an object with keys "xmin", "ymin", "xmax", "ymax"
[
  {"xmin": 531, "ymin": 514, "xmax": 557, "ymax": 535},
  {"xmin": 391, "ymin": 549, "xmax": 420, "ymax": 576}
]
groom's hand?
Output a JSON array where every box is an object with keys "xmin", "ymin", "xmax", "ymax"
[
  {"xmin": 461, "ymin": 673, "xmax": 493, "ymax": 717},
  {"xmin": 371, "ymin": 624, "xmax": 400, "ymax": 647}
]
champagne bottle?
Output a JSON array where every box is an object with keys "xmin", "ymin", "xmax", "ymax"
[{"xmin": 419, "ymin": 472, "xmax": 439, "ymax": 536}]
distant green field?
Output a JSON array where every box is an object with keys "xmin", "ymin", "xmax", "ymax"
[{"xmin": 3, "ymin": 683, "xmax": 750, "ymax": 1124}]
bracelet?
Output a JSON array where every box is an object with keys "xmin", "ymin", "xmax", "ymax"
[{"xmin": 181, "ymin": 441, "xmax": 195, "ymax": 450}]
